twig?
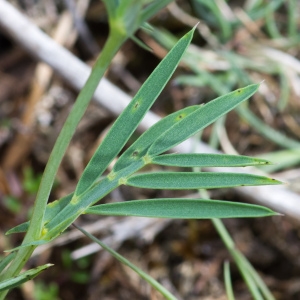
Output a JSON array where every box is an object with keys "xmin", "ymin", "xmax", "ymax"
[{"xmin": 0, "ymin": 0, "xmax": 300, "ymax": 219}]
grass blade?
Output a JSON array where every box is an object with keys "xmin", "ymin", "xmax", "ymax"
[
  {"xmin": 236, "ymin": 104, "xmax": 300, "ymax": 149},
  {"xmin": 224, "ymin": 261, "xmax": 235, "ymax": 300},
  {"xmin": 75, "ymin": 26, "xmax": 196, "ymax": 195},
  {"xmin": 73, "ymin": 224, "xmax": 177, "ymax": 300},
  {"xmin": 140, "ymin": 0, "xmax": 174, "ymax": 24},
  {"xmin": 0, "ymin": 253, "xmax": 17, "ymax": 274},
  {"xmin": 232, "ymin": 251, "xmax": 264, "ymax": 300},
  {"xmin": 126, "ymin": 172, "xmax": 281, "ymax": 189},
  {"xmin": 113, "ymin": 105, "xmax": 200, "ymax": 171},
  {"xmin": 85, "ymin": 198, "xmax": 277, "ymax": 218},
  {"xmin": 0, "ymin": 264, "xmax": 53, "ymax": 292},
  {"xmin": 6, "ymin": 193, "xmax": 73, "ymax": 235},
  {"xmin": 147, "ymin": 84, "xmax": 259, "ymax": 156},
  {"xmin": 151, "ymin": 153, "xmax": 271, "ymax": 167},
  {"xmin": 6, "ymin": 223, "xmax": 29, "ymax": 235}
]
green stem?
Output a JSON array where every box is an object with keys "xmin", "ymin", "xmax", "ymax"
[
  {"xmin": 27, "ymin": 31, "xmax": 126, "ymax": 242},
  {"xmin": 212, "ymin": 219, "xmax": 235, "ymax": 249},
  {"xmin": 224, "ymin": 261, "xmax": 235, "ymax": 300},
  {"xmin": 73, "ymin": 224, "xmax": 177, "ymax": 300},
  {"xmin": 213, "ymin": 219, "xmax": 270, "ymax": 300},
  {"xmin": 0, "ymin": 30, "xmax": 127, "ymax": 300}
]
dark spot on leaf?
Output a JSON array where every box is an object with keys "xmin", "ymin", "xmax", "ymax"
[
  {"xmin": 132, "ymin": 151, "xmax": 139, "ymax": 157},
  {"xmin": 237, "ymin": 90, "xmax": 241, "ymax": 93},
  {"xmin": 178, "ymin": 115, "xmax": 182, "ymax": 119},
  {"xmin": 134, "ymin": 102, "xmax": 140, "ymax": 109}
]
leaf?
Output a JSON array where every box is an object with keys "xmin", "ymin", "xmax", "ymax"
[
  {"xmin": 115, "ymin": 0, "xmax": 143, "ymax": 36},
  {"xmin": 130, "ymin": 35, "xmax": 153, "ymax": 52},
  {"xmin": 75, "ymin": 26, "xmax": 196, "ymax": 196},
  {"xmin": 0, "ymin": 264, "xmax": 53, "ymax": 292},
  {"xmin": 126, "ymin": 172, "xmax": 281, "ymax": 189},
  {"xmin": 5, "ymin": 222, "xmax": 29, "ymax": 235},
  {"xmin": 113, "ymin": 105, "xmax": 200, "ymax": 172},
  {"xmin": 6, "ymin": 193, "xmax": 73, "ymax": 235},
  {"xmin": 140, "ymin": 0, "xmax": 174, "ymax": 24},
  {"xmin": 85, "ymin": 198, "xmax": 277, "ymax": 218},
  {"xmin": 4, "ymin": 240, "xmax": 48, "ymax": 253},
  {"xmin": 0, "ymin": 252, "xmax": 17, "ymax": 274},
  {"xmin": 147, "ymin": 84, "xmax": 260, "ymax": 156},
  {"xmin": 224, "ymin": 261, "xmax": 235, "ymax": 300},
  {"xmin": 152, "ymin": 153, "xmax": 271, "ymax": 167},
  {"xmin": 102, "ymin": 0, "xmax": 118, "ymax": 19}
]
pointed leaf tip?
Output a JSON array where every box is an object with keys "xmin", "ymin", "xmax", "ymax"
[
  {"xmin": 147, "ymin": 84, "xmax": 260, "ymax": 156},
  {"xmin": 75, "ymin": 26, "xmax": 196, "ymax": 195},
  {"xmin": 0, "ymin": 263, "xmax": 53, "ymax": 292}
]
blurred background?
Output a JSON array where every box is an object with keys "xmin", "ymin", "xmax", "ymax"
[{"xmin": 0, "ymin": 0, "xmax": 300, "ymax": 299}]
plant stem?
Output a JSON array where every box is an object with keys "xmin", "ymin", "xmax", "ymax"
[
  {"xmin": 26, "ymin": 31, "xmax": 126, "ymax": 242},
  {"xmin": 0, "ymin": 30, "xmax": 126, "ymax": 300}
]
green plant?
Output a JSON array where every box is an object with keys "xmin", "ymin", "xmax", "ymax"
[
  {"xmin": 0, "ymin": 2, "xmax": 281, "ymax": 299},
  {"xmin": 33, "ymin": 281, "xmax": 60, "ymax": 300}
]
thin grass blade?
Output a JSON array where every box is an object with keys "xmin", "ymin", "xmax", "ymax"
[
  {"xmin": 237, "ymin": 252, "xmax": 276, "ymax": 300},
  {"xmin": 73, "ymin": 224, "xmax": 177, "ymax": 300},
  {"xmin": 147, "ymin": 84, "xmax": 260, "ymax": 156},
  {"xmin": 140, "ymin": 0, "xmax": 174, "ymax": 24},
  {"xmin": 130, "ymin": 35, "xmax": 153, "ymax": 52},
  {"xmin": 0, "ymin": 253, "xmax": 17, "ymax": 274},
  {"xmin": 5, "ymin": 193, "xmax": 73, "ymax": 235},
  {"xmin": 232, "ymin": 251, "xmax": 264, "ymax": 300},
  {"xmin": 102, "ymin": 0, "xmax": 118, "ymax": 18},
  {"xmin": 0, "ymin": 264, "xmax": 53, "ymax": 292},
  {"xmin": 126, "ymin": 172, "xmax": 281, "ymax": 189},
  {"xmin": 75, "ymin": 26, "xmax": 196, "ymax": 195},
  {"xmin": 236, "ymin": 104, "xmax": 300, "ymax": 149},
  {"xmin": 224, "ymin": 261, "xmax": 235, "ymax": 300},
  {"xmin": 152, "ymin": 153, "xmax": 271, "ymax": 168},
  {"xmin": 5, "ymin": 223, "xmax": 29, "ymax": 235},
  {"xmin": 85, "ymin": 198, "xmax": 277, "ymax": 218},
  {"xmin": 4, "ymin": 240, "xmax": 48, "ymax": 253}
]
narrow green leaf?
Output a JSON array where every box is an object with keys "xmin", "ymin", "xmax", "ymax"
[
  {"xmin": 73, "ymin": 224, "xmax": 176, "ymax": 300},
  {"xmin": 102, "ymin": 0, "xmax": 118, "ymax": 18},
  {"xmin": 126, "ymin": 172, "xmax": 281, "ymax": 189},
  {"xmin": 147, "ymin": 84, "xmax": 260, "ymax": 156},
  {"xmin": 75, "ymin": 26, "xmax": 196, "ymax": 195},
  {"xmin": 85, "ymin": 198, "xmax": 277, "ymax": 218},
  {"xmin": 5, "ymin": 193, "xmax": 73, "ymax": 235},
  {"xmin": 130, "ymin": 35, "xmax": 153, "ymax": 52},
  {"xmin": 152, "ymin": 153, "xmax": 271, "ymax": 168},
  {"xmin": 236, "ymin": 104, "xmax": 300, "ymax": 149},
  {"xmin": 224, "ymin": 261, "xmax": 235, "ymax": 300},
  {"xmin": 113, "ymin": 105, "xmax": 200, "ymax": 172},
  {"xmin": 4, "ymin": 240, "xmax": 48, "ymax": 253},
  {"xmin": 237, "ymin": 252, "xmax": 276, "ymax": 300},
  {"xmin": 140, "ymin": 0, "xmax": 174, "ymax": 24},
  {"xmin": 115, "ymin": 0, "xmax": 143, "ymax": 36},
  {"xmin": 42, "ymin": 193, "xmax": 73, "ymax": 224},
  {"xmin": 0, "ymin": 264, "xmax": 53, "ymax": 292},
  {"xmin": 5, "ymin": 223, "xmax": 29, "ymax": 235},
  {"xmin": 232, "ymin": 251, "xmax": 264, "ymax": 300},
  {"xmin": 0, "ymin": 253, "xmax": 17, "ymax": 274}
]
